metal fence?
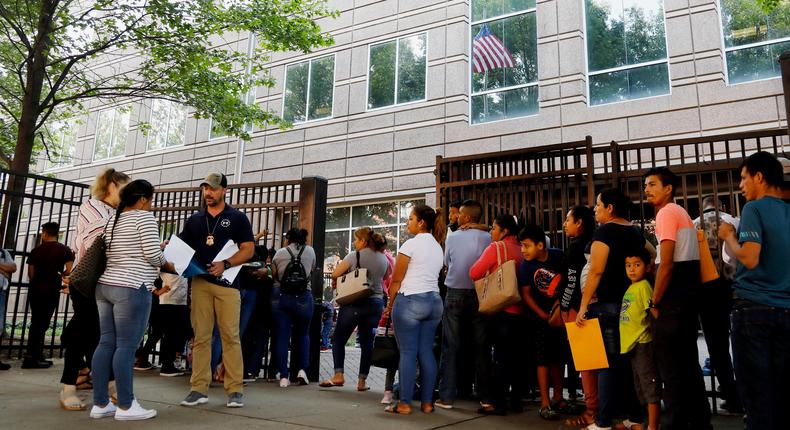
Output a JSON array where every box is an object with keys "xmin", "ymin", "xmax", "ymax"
[
  {"xmin": 0, "ymin": 169, "xmax": 90, "ymax": 359},
  {"xmin": 436, "ymin": 127, "xmax": 790, "ymax": 412},
  {"xmin": 0, "ymin": 172, "xmax": 327, "ymax": 379}
]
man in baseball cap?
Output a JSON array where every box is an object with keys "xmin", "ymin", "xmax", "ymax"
[{"xmin": 200, "ymin": 173, "xmax": 228, "ymax": 189}]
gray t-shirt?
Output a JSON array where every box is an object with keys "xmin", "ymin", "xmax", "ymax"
[
  {"xmin": 272, "ymin": 243, "xmax": 316, "ymax": 289},
  {"xmin": 342, "ymin": 248, "xmax": 389, "ymax": 298}
]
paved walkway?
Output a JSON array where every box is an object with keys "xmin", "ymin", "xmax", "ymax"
[{"xmin": 0, "ymin": 350, "xmax": 744, "ymax": 429}]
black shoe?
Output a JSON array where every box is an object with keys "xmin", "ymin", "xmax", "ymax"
[
  {"xmin": 0, "ymin": 361, "xmax": 10, "ymax": 370},
  {"xmin": 21, "ymin": 359, "xmax": 52, "ymax": 369}
]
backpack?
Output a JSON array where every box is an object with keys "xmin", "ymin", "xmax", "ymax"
[{"xmin": 280, "ymin": 246, "xmax": 309, "ymax": 293}]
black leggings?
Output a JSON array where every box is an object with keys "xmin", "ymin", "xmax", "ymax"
[{"xmin": 60, "ymin": 291, "xmax": 102, "ymax": 385}]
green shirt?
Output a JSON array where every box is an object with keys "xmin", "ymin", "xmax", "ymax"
[{"xmin": 620, "ymin": 279, "xmax": 653, "ymax": 353}]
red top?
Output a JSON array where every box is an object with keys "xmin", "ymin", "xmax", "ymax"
[{"xmin": 470, "ymin": 235, "xmax": 525, "ymax": 314}]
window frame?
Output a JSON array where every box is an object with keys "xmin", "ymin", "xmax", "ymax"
[
  {"xmin": 582, "ymin": 0, "xmax": 672, "ymax": 107},
  {"xmin": 719, "ymin": 0, "xmax": 790, "ymax": 86},
  {"xmin": 43, "ymin": 120, "xmax": 78, "ymax": 171},
  {"xmin": 468, "ymin": 3, "xmax": 539, "ymax": 125},
  {"xmin": 145, "ymin": 99, "xmax": 187, "ymax": 151},
  {"xmin": 365, "ymin": 33, "xmax": 429, "ymax": 112},
  {"xmin": 281, "ymin": 53, "xmax": 337, "ymax": 125},
  {"xmin": 92, "ymin": 106, "xmax": 129, "ymax": 162}
]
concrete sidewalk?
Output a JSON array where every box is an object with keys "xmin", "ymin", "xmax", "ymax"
[{"xmin": 0, "ymin": 356, "xmax": 744, "ymax": 430}]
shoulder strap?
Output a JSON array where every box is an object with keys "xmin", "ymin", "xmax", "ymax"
[
  {"xmin": 355, "ymin": 250, "xmax": 361, "ymax": 271},
  {"xmin": 495, "ymin": 241, "xmax": 503, "ymax": 266},
  {"xmin": 103, "ymin": 217, "xmax": 114, "ymax": 250},
  {"xmin": 296, "ymin": 245, "xmax": 305, "ymax": 260}
]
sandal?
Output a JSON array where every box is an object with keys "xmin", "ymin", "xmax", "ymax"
[
  {"xmin": 384, "ymin": 403, "xmax": 412, "ymax": 415},
  {"xmin": 552, "ymin": 399, "xmax": 575, "ymax": 414},
  {"xmin": 318, "ymin": 380, "xmax": 344, "ymax": 387},
  {"xmin": 614, "ymin": 420, "xmax": 644, "ymax": 430},
  {"xmin": 75, "ymin": 373, "xmax": 92, "ymax": 390},
  {"xmin": 565, "ymin": 412, "xmax": 596, "ymax": 427},
  {"xmin": 59, "ymin": 387, "xmax": 86, "ymax": 411},
  {"xmin": 539, "ymin": 406, "xmax": 560, "ymax": 421}
]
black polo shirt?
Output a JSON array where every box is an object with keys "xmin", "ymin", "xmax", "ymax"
[{"xmin": 180, "ymin": 203, "xmax": 254, "ymax": 288}]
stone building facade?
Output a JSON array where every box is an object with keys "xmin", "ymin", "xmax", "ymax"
[{"xmin": 40, "ymin": 0, "xmax": 790, "ymax": 264}]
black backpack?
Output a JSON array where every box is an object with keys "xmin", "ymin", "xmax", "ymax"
[{"xmin": 280, "ymin": 246, "xmax": 309, "ymax": 293}]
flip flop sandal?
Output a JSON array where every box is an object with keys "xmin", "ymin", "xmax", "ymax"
[
  {"xmin": 59, "ymin": 391, "xmax": 86, "ymax": 411},
  {"xmin": 565, "ymin": 413, "xmax": 596, "ymax": 427},
  {"xmin": 318, "ymin": 380, "xmax": 344, "ymax": 387},
  {"xmin": 385, "ymin": 403, "xmax": 412, "ymax": 415}
]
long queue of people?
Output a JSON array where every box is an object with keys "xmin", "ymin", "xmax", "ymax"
[{"xmin": 0, "ymin": 150, "xmax": 787, "ymax": 429}]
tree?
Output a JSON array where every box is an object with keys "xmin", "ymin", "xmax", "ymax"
[{"xmin": 0, "ymin": 0, "xmax": 336, "ymax": 248}]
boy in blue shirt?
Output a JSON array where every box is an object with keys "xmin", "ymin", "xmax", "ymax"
[{"xmin": 620, "ymin": 248, "xmax": 660, "ymax": 430}]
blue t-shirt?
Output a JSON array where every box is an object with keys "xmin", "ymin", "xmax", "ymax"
[
  {"xmin": 180, "ymin": 203, "xmax": 254, "ymax": 288},
  {"xmin": 444, "ymin": 228, "xmax": 491, "ymax": 290},
  {"xmin": 734, "ymin": 196, "xmax": 790, "ymax": 308}
]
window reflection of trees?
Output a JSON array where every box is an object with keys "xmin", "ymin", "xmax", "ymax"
[
  {"xmin": 470, "ymin": 2, "xmax": 537, "ymax": 123},
  {"xmin": 368, "ymin": 34, "xmax": 426, "ymax": 109},
  {"xmin": 585, "ymin": 0, "xmax": 669, "ymax": 105},
  {"xmin": 721, "ymin": 0, "xmax": 790, "ymax": 84}
]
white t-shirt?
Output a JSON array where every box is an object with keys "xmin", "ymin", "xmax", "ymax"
[
  {"xmin": 398, "ymin": 233, "xmax": 443, "ymax": 296},
  {"xmin": 159, "ymin": 273, "xmax": 188, "ymax": 306}
]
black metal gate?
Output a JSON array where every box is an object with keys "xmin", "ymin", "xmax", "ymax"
[
  {"xmin": 0, "ymin": 169, "xmax": 89, "ymax": 359},
  {"xmin": 0, "ymin": 171, "xmax": 327, "ymax": 381}
]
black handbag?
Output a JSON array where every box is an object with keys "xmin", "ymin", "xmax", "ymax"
[
  {"xmin": 371, "ymin": 322, "xmax": 399, "ymax": 370},
  {"xmin": 69, "ymin": 219, "xmax": 112, "ymax": 298}
]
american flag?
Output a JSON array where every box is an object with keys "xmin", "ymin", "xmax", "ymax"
[{"xmin": 472, "ymin": 24, "xmax": 515, "ymax": 74}]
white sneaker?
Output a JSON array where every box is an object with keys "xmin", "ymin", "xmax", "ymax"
[
  {"xmin": 114, "ymin": 400, "xmax": 157, "ymax": 421},
  {"xmin": 89, "ymin": 402, "xmax": 117, "ymax": 418},
  {"xmin": 297, "ymin": 370, "xmax": 309, "ymax": 386},
  {"xmin": 279, "ymin": 378, "xmax": 289, "ymax": 388}
]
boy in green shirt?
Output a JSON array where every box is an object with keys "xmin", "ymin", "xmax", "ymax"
[{"xmin": 619, "ymin": 248, "xmax": 661, "ymax": 430}]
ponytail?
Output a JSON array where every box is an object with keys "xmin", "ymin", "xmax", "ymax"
[
  {"xmin": 354, "ymin": 227, "xmax": 387, "ymax": 252},
  {"xmin": 91, "ymin": 168, "xmax": 130, "ymax": 200},
  {"xmin": 111, "ymin": 179, "xmax": 155, "ymax": 237},
  {"xmin": 413, "ymin": 204, "xmax": 446, "ymax": 244}
]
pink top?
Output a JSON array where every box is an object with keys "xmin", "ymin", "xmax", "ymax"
[{"xmin": 470, "ymin": 235, "xmax": 525, "ymax": 314}]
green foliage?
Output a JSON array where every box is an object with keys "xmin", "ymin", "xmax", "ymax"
[
  {"xmin": 0, "ymin": 0, "xmax": 337, "ymax": 169},
  {"xmin": 758, "ymin": 0, "xmax": 784, "ymax": 14}
]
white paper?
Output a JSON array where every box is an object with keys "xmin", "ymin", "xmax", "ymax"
[
  {"xmin": 163, "ymin": 235, "xmax": 195, "ymax": 276},
  {"xmin": 213, "ymin": 239, "xmax": 242, "ymax": 284}
]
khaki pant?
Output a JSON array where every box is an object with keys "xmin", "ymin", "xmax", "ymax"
[{"xmin": 190, "ymin": 277, "xmax": 243, "ymax": 395}]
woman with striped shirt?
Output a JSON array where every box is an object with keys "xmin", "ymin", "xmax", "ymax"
[{"xmin": 89, "ymin": 180, "xmax": 174, "ymax": 421}]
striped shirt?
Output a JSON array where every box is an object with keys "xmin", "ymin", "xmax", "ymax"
[
  {"xmin": 98, "ymin": 210, "xmax": 166, "ymax": 290},
  {"xmin": 73, "ymin": 198, "xmax": 114, "ymax": 262}
]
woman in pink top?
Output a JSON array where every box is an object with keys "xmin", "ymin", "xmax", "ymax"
[{"xmin": 469, "ymin": 214, "xmax": 525, "ymax": 415}]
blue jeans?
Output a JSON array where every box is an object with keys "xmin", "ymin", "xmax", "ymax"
[
  {"xmin": 732, "ymin": 299, "xmax": 790, "ymax": 430},
  {"xmin": 271, "ymin": 288, "xmax": 313, "ymax": 378},
  {"xmin": 332, "ymin": 297, "xmax": 383, "ymax": 377},
  {"xmin": 392, "ymin": 291, "xmax": 443, "ymax": 404},
  {"xmin": 438, "ymin": 288, "xmax": 491, "ymax": 403},
  {"xmin": 92, "ymin": 283, "xmax": 151, "ymax": 408},
  {"xmin": 211, "ymin": 288, "xmax": 257, "ymax": 371},
  {"xmin": 321, "ymin": 317, "xmax": 332, "ymax": 348}
]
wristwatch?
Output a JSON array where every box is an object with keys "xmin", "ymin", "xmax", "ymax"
[{"xmin": 223, "ymin": 260, "xmax": 232, "ymax": 270}]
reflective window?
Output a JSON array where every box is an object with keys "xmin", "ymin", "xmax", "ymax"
[
  {"xmin": 368, "ymin": 34, "xmax": 427, "ymax": 109},
  {"xmin": 323, "ymin": 199, "xmax": 425, "ymax": 274},
  {"xmin": 147, "ymin": 100, "xmax": 187, "ymax": 150},
  {"xmin": 470, "ymin": 1, "xmax": 538, "ymax": 123},
  {"xmin": 93, "ymin": 107, "xmax": 129, "ymax": 160},
  {"xmin": 283, "ymin": 55, "xmax": 335, "ymax": 123},
  {"xmin": 585, "ymin": 0, "xmax": 669, "ymax": 105},
  {"xmin": 721, "ymin": 0, "xmax": 790, "ymax": 84},
  {"xmin": 44, "ymin": 121, "xmax": 78, "ymax": 169}
]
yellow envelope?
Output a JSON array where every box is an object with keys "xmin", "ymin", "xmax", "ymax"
[{"xmin": 565, "ymin": 318, "xmax": 609, "ymax": 371}]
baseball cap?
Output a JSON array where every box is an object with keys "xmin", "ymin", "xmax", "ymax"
[{"xmin": 200, "ymin": 173, "xmax": 228, "ymax": 189}]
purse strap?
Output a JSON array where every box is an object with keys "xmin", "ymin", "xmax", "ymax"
[{"xmin": 102, "ymin": 217, "xmax": 114, "ymax": 251}]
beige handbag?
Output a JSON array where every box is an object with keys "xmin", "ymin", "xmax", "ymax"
[
  {"xmin": 474, "ymin": 241, "xmax": 521, "ymax": 315},
  {"xmin": 336, "ymin": 251, "xmax": 373, "ymax": 305}
]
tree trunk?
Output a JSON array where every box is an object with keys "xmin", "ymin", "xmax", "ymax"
[{"xmin": 1, "ymin": 1, "xmax": 54, "ymax": 250}]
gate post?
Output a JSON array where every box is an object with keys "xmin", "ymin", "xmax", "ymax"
[
  {"xmin": 298, "ymin": 176, "xmax": 327, "ymax": 382},
  {"xmin": 780, "ymin": 52, "xmax": 790, "ymax": 135}
]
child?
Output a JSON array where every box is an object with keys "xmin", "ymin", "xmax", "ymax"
[
  {"xmin": 619, "ymin": 248, "xmax": 661, "ymax": 430},
  {"xmin": 518, "ymin": 224, "xmax": 567, "ymax": 421}
]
